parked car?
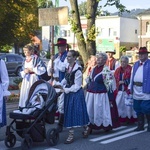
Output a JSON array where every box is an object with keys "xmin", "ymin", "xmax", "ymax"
[{"xmin": 0, "ymin": 53, "xmax": 24, "ymax": 76}]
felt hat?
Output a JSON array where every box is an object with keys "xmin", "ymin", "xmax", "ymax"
[
  {"xmin": 137, "ymin": 47, "xmax": 150, "ymax": 54},
  {"xmin": 54, "ymin": 38, "xmax": 67, "ymax": 46}
]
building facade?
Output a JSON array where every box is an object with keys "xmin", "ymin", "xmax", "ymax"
[
  {"xmin": 42, "ymin": 16, "xmax": 139, "ymax": 58},
  {"xmin": 137, "ymin": 9, "xmax": 150, "ymax": 51}
]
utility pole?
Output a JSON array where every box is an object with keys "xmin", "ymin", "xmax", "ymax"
[{"xmin": 55, "ymin": 0, "xmax": 59, "ymax": 53}]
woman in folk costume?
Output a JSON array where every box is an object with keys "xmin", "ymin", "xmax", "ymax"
[
  {"xmin": 114, "ymin": 56, "xmax": 137, "ymax": 124},
  {"xmin": 58, "ymin": 50, "xmax": 89, "ymax": 144},
  {"xmin": 83, "ymin": 52, "xmax": 116, "ymax": 138},
  {"xmin": 19, "ymin": 44, "xmax": 46, "ymax": 108},
  {"xmin": 0, "ymin": 59, "xmax": 11, "ymax": 127}
]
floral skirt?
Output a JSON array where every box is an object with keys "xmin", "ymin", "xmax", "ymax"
[{"xmin": 64, "ymin": 88, "xmax": 89, "ymax": 128}]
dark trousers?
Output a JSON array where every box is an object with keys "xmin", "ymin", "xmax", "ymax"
[{"xmin": 133, "ymin": 99, "xmax": 150, "ymax": 115}]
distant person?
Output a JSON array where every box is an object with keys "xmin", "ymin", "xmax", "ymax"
[
  {"xmin": 114, "ymin": 56, "xmax": 137, "ymax": 124},
  {"xmin": 129, "ymin": 47, "xmax": 150, "ymax": 132},
  {"xmin": 83, "ymin": 55, "xmax": 97, "ymax": 87},
  {"xmin": 105, "ymin": 50, "xmax": 120, "ymax": 73},
  {"xmin": 19, "ymin": 44, "xmax": 47, "ymax": 108},
  {"xmin": 0, "ymin": 59, "xmax": 11, "ymax": 127}
]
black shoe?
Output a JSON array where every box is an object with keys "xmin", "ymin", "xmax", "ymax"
[{"xmin": 134, "ymin": 127, "xmax": 144, "ymax": 131}]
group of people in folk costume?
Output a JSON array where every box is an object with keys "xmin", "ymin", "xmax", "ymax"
[{"xmin": 1, "ymin": 37, "xmax": 150, "ymax": 145}]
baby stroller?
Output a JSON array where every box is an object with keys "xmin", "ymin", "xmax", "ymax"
[{"xmin": 5, "ymin": 80, "xmax": 59, "ymax": 150}]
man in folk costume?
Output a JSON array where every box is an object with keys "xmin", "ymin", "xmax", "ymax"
[
  {"xmin": 48, "ymin": 38, "xmax": 68, "ymax": 132},
  {"xmin": 129, "ymin": 47, "xmax": 150, "ymax": 132},
  {"xmin": 105, "ymin": 50, "xmax": 120, "ymax": 73}
]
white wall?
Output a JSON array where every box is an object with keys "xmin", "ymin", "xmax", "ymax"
[
  {"xmin": 120, "ymin": 17, "xmax": 139, "ymax": 42},
  {"xmin": 42, "ymin": 26, "xmax": 51, "ymax": 51}
]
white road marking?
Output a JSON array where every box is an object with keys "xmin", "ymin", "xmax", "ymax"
[
  {"xmin": 100, "ymin": 129, "xmax": 146, "ymax": 144},
  {"xmin": 90, "ymin": 125, "xmax": 147, "ymax": 142},
  {"xmin": 45, "ymin": 148, "xmax": 60, "ymax": 150}
]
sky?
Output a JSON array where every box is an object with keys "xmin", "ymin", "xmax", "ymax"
[{"xmin": 52, "ymin": 0, "xmax": 150, "ymax": 13}]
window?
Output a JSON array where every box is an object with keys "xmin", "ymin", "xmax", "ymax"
[
  {"xmin": 67, "ymin": 30, "xmax": 71, "ymax": 37},
  {"xmin": 109, "ymin": 28, "xmax": 113, "ymax": 37},
  {"xmin": 146, "ymin": 22, "xmax": 150, "ymax": 33},
  {"xmin": 113, "ymin": 31, "xmax": 117, "ymax": 36},
  {"xmin": 7, "ymin": 55, "xmax": 15, "ymax": 62},
  {"xmin": 15, "ymin": 56, "xmax": 23, "ymax": 61},
  {"xmin": 146, "ymin": 41, "xmax": 150, "ymax": 52},
  {"xmin": 135, "ymin": 29, "xmax": 137, "ymax": 34},
  {"xmin": 61, "ymin": 30, "xmax": 67, "ymax": 37}
]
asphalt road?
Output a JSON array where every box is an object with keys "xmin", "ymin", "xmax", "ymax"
[{"xmin": 1, "ymin": 102, "xmax": 150, "ymax": 150}]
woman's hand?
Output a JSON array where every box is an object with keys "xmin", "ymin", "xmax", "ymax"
[{"xmin": 24, "ymin": 68, "xmax": 30, "ymax": 74}]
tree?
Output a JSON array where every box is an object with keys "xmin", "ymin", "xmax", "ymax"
[
  {"xmin": 78, "ymin": 1, "xmax": 87, "ymax": 16},
  {"xmin": 37, "ymin": 0, "xmax": 53, "ymax": 8},
  {"xmin": 69, "ymin": 0, "xmax": 127, "ymax": 65},
  {"xmin": 0, "ymin": 0, "xmax": 39, "ymax": 53}
]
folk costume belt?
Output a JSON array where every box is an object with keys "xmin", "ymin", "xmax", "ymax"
[
  {"xmin": 133, "ymin": 82, "xmax": 143, "ymax": 86},
  {"xmin": 29, "ymin": 72, "xmax": 35, "ymax": 74}
]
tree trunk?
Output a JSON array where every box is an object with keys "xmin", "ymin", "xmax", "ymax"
[
  {"xmin": 86, "ymin": 0, "xmax": 99, "ymax": 56},
  {"xmin": 70, "ymin": 0, "xmax": 89, "ymax": 65},
  {"xmin": 69, "ymin": 0, "xmax": 99, "ymax": 65},
  {"xmin": 14, "ymin": 43, "xmax": 19, "ymax": 54}
]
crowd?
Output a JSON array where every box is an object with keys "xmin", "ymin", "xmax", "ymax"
[{"xmin": 1, "ymin": 37, "xmax": 150, "ymax": 145}]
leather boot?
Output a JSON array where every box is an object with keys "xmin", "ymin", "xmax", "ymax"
[
  {"xmin": 134, "ymin": 114, "xmax": 145, "ymax": 131},
  {"xmin": 56, "ymin": 113, "xmax": 64, "ymax": 133},
  {"xmin": 146, "ymin": 114, "xmax": 150, "ymax": 132}
]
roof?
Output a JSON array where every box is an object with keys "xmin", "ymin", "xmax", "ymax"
[{"xmin": 137, "ymin": 8, "xmax": 150, "ymax": 16}]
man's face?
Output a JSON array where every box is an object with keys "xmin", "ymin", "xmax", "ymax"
[
  {"xmin": 139, "ymin": 53, "xmax": 148, "ymax": 62},
  {"xmin": 58, "ymin": 45, "xmax": 66, "ymax": 53}
]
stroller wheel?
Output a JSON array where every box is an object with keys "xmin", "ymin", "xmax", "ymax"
[
  {"xmin": 4, "ymin": 134, "xmax": 16, "ymax": 148},
  {"xmin": 21, "ymin": 136, "xmax": 33, "ymax": 150},
  {"xmin": 46, "ymin": 128, "xmax": 59, "ymax": 146}
]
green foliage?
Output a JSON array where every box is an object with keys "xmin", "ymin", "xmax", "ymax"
[
  {"xmin": 120, "ymin": 46, "xmax": 127, "ymax": 53},
  {"xmin": 0, "ymin": 0, "xmax": 39, "ymax": 47},
  {"xmin": 0, "ymin": 45, "xmax": 12, "ymax": 53},
  {"xmin": 68, "ymin": 17, "xmax": 78, "ymax": 33},
  {"xmin": 104, "ymin": 0, "xmax": 129, "ymax": 14},
  {"xmin": 46, "ymin": 51, "xmax": 51, "ymax": 59},
  {"xmin": 37, "ymin": 0, "xmax": 53, "ymax": 8},
  {"xmin": 87, "ymin": 25, "xmax": 97, "ymax": 41},
  {"xmin": 13, "ymin": 78, "xmax": 23, "ymax": 85},
  {"xmin": 78, "ymin": 1, "xmax": 87, "ymax": 16}
]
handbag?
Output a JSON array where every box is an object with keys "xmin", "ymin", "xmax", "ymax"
[{"xmin": 125, "ymin": 94, "xmax": 133, "ymax": 106}]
